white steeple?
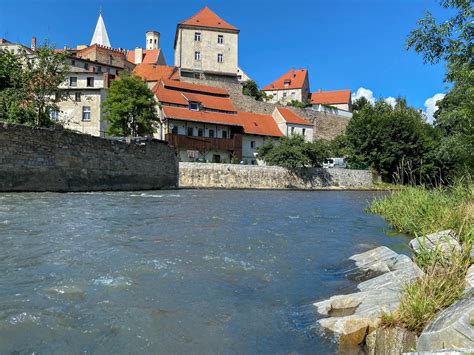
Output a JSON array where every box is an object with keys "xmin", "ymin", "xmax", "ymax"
[{"xmin": 90, "ymin": 12, "xmax": 111, "ymax": 47}]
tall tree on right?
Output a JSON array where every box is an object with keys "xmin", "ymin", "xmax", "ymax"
[{"xmin": 407, "ymin": 0, "xmax": 473, "ymax": 178}]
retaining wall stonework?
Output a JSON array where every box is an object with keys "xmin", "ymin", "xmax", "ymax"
[
  {"xmin": 0, "ymin": 124, "xmax": 178, "ymax": 192},
  {"xmin": 179, "ymin": 162, "xmax": 373, "ymax": 189}
]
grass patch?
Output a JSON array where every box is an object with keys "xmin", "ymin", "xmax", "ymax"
[
  {"xmin": 372, "ymin": 182, "xmax": 473, "ymax": 334},
  {"xmin": 369, "ymin": 183, "xmax": 473, "ymax": 242}
]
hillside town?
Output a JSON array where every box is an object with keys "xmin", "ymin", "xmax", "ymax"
[{"xmin": 0, "ymin": 6, "xmax": 352, "ymax": 165}]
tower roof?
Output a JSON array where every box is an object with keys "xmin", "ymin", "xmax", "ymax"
[
  {"xmin": 90, "ymin": 13, "xmax": 111, "ymax": 47},
  {"xmin": 179, "ymin": 6, "xmax": 238, "ymax": 32}
]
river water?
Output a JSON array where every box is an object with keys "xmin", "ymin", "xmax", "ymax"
[{"xmin": 0, "ymin": 190, "xmax": 410, "ymax": 354}]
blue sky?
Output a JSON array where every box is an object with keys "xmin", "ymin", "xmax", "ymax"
[{"xmin": 0, "ymin": 0, "xmax": 451, "ymax": 114}]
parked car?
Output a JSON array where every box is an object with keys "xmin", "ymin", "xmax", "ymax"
[{"xmin": 323, "ymin": 157, "xmax": 347, "ymax": 169}]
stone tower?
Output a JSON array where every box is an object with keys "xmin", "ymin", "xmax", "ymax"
[{"xmin": 146, "ymin": 31, "xmax": 160, "ymax": 50}]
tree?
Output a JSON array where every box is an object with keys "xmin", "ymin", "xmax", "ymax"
[
  {"xmin": 286, "ymin": 99, "xmax": 311, "ymax": 109},
  {"xmin": 407, "ymin": 0, "xmax": 473, "ymax": 179},
  {"xmin": 0, "ymin": 44, "xmax": 69, "ymax": 127},
  {"xmin": 346, "ymin": 98, "xmax": 439, "ymax": 182},
  {"xmin": 102, "ymin": 74, "xmax": 159, "ymax": 137},
  {"xmin": 304, "ymin": 140, "xmax": 331, "ymax": 167},
  {"xmin": 242, "ymin": 80, "xmax": 271, "ymax": 101}
]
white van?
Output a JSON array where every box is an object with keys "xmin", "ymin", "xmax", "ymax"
[{"xmin": 323, "ymin": 158, "xmax": 347, "ymax": 169}]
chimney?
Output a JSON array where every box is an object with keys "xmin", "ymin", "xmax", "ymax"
[
  {"xmin": 318, "ymin": 88, "xmax": 322, "ymax": 93},
  {"xmin": 31, "ymin": 36, "xmax": 37, "ymax": 50},
  {"xmin": 134, "ymin": 47, "xmax": 143, "ymax": 64}
]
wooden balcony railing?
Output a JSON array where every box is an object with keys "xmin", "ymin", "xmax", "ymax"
[{"xmin": 165, "ymin": 133, "xmax": 242, "ymax": 159}]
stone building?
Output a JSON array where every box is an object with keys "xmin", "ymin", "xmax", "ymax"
[
  {"xmin": 272, "ymin": 107, "xmax": 314, "ymax": 142},
  {"xmin": 174, "ymin": 6, "xmax": 240, "ymax": 82},
  {"xmin": 310, "ymin": 89, "xmax": 353, "ymax": 113},
  {"xmin": 262, "ymin": 68, "xmax": 310, "ymax": 104},
  {"xmin": 0, "ymin": 37, "xmax": 36, "ymax": 55},
  {"xmin": 127, "ymin": 31, "xmax": 167, "ymax": 65}
]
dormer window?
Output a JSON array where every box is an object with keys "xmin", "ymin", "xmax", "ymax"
[
  {"xmin": 194, "ymin": 32, "xmax": 201, "ymax": 41},
  {"xmin": 284, "ymin": 80, "xmax": 291, "ymax": 87},
  {"xmin": 189, "ymin": 102, "xmax": 200, "ymax": 111}
]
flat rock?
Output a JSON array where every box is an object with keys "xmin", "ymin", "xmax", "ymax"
[
  {"xmin": 314, "ymin": 246, "xmax": 422, "ymax": 348},
  {"xmin": 416, "ymin": 294, "xmax": 474, "ymax": 352},
  {"xmin": 409, "ymin": 230, "xmax": 461, "ymax": 256}
]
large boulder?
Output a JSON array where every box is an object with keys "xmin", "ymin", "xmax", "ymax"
[
  {"xmin": 314, "ymin": 247, "xmax": 422, "ymax": 349},
  {"xmin": 365, "ymin": 327, "xmax": 417, "ymax": 355},
  {"xmin": 409, "ymin": 230, "xmax": 461, "ymax": 256},
  {"xmin": 416, "ymin": 294, "xmax": 474, "ymax": 352}
]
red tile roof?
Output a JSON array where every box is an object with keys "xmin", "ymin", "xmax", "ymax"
[
  {"xmin": 310, "ymin": 90, "xmax": 351, "ymax": 105},
  {"xmin": 133, "ymin": 64, "xmax": 179, "ymax": 81},
  {"xmin": 161, "ymin": 79, "xmax": 228, "ymax": 96},
  {"xmin": 238, "ymin": 112, "xmax": 283, "ymax": 137},
  {"xmin": 263, "ymin": 68, "xmax": 308, "ymax": 91},
  {"xmin": 127, "ymin": 49, "xmax": 162, "ymax": 64},
  {"xmin": 162, "ymin": 106, "xmax": 242, "ymax": 126},
  {"xmin": 276, "ymin": 107, "xmax": 313, "ymax": 126},
  {"xmin": 179, "ymin": 6, "xmax": 238, "ymax": 32},
  {"xmin": 153, "ymin": 81, "xmax": 236, "ymax": 112}
]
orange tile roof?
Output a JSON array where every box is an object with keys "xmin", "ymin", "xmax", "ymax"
[
  {"xmin": 238, "ymin": 111, "xmax": 283, "ymax": 137},
  {"xmin": 263, "ymin": 68, "xmax": 308, "ymax": 91},
  {"xmin": 276, "ymin": 107, "xmax": 313, "ymax": 126},
  {"xmin": 161, "ymin": 79, "xmax": 228, "ymax": 96},
  {"xmin": 153, "ymin": 81, "xmax": 236, "ymax": 112},
  {"xmin": 310, "ymin": 90, "xmax": 351, "ymax": 105},
  {"xmin": 133, "ymin": 64, "xmax": 179, "ymax": 81},
  {"xmin": 127, "ymin": 49, "xmax": 162, "ymax": 64},
  {"xmin": 179, "ymin": 6, "xmax": 238, "ymax": 32},
  {"xmin": 162, "ymin": 106, "xmax": 242, "ymax": 126}
]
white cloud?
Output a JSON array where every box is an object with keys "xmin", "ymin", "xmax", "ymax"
[
  {"xmin": 424, "ymin": 93, "xmax": 445, "ymax": 123},
  {"xmin": 352, "ymin": 87, "xmax": 375, "ymax": 104},
  {"xmin": 385, "ymin": 96, "xmax": 397, "ymax": 108}
]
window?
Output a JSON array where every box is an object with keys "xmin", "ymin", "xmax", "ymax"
[
  {"xmin": 250, "ymin": 141, "xmax": 255, "ymax": 149},
  {"xmin": 97, "ymin": 66, "xmax": 102, "ymax": 73},
  {"xmin": 197, "ymin": 128, "xmax": 203, "ymax": 137},
  {"xmin": 49, "ymin": 109, "xmax": 59, "ymax": 120},
  {"xmin": 171, "ymin": 125, "xmax": 178, "ymax": 134},
  {"xmin": 69, "ymin": 77, "xmax": 77, "ymax": 87},
  {"xmin": 189, "ymin": 102, "xmax": 199, "ymax": 111},
  {"xmin": 209, "ymin": 129, "xmax": 215, "ymax": 138},
  {"xmin": 283, "ymin": 92, "xmax": 287, "ymax": 98},
  {"xmin": 82, "ymin": 106, "xmax": 91, "ymax": 121},
  {"xmin": 84, "ymin": 63, "xmax": 89, "ymax": 70},
  {"xmin": 291, "ymin": 127, "xmax": 295, "ymax": 134},
  {"xmin": 74, "ymin": 92, "xmax": 81, "ymax": 102},
  {"xmin": 302, "ymin": 128, "xmax": 306, "ymax": 135},
  {"xmin": 149, "ymin": 38, "xmax": 152, "ymax": 44},
  {"xmin": 194, "ymin": 32, "xmax": 201, "ymax": 41},
  {"xmin": 187, "ymin": 127, "xmax": 194, "ymax": 136},
  {"xmin": 217, "ymin": 35, "xmax": 223, "ymax": 44},
  {"xmin": 284, "ymin": 80, "xmax": 290, "ymax": 87},
  {"xmin": 86, "ymin": 77, "xmax": 94, "ymax": 87},
  {"xmin": 291, "ymin": 91, "xmax": 296, "ymax": 98},
  {"xmin": 212, "ymin": 154, "xmax": 221, "ymax": 163},
  {"xmin": 217, "ymin": 53, "xmax": 223, "ymax": 63},
  {"xmin": 194, "ymin": 51, "xmax": 201, "ymax": 61},
  {"xmin": 221, "ymin": 130, "xmax": 227, "ymax": 139},
  {"xmin": 71, "ymin": 59, "xmax": 75, "ymax": 66},
  {"xmin": 154, "ymin": 39, "xmax": 157, "ymax": 44}
]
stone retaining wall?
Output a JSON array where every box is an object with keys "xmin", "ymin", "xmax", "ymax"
[
  {"xmin": 0, "ymin": 123, "xmax": 178, "ymax": 192},
  {"xmin": 179, "ymin": 162, "xmax": 373, "ymax": 189}
]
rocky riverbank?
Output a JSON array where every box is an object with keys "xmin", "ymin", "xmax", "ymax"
[{"xmin": 314, "ymin": 231, "xmax": 474, "ymax": 354}]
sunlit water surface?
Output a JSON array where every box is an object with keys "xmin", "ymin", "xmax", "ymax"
[{"xmin": 0, "ymin": 190, "xmax": 410, "ymax": 354}]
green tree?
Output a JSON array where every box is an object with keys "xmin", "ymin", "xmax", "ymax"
[
  {"xmin": 0, "ymin": 44, "xmax": 69, "ymax": 127},
  {"xmin": 304, "ymin": 139, "xmax": 331, "ymax": 167},
  {"xmin": 346, "ymin": 98, "xmax": 439, "ymax": 182},
  {"xmin": 407, "ymin": 0, "xmax": 473, "ymax": 178},
  {"xmin": 286, "ymin": 99, "xmax": 311, "ymax": 109},
  {"xmin": 242, "ymin": 80, "xmax": 271, "ymax": 101},
  {"xmin": 257, "ymin": 135, "xmax": 309, "ymax": 171},
  {"xmin": 103, "ymin": 74, "xmax": 158, "ymax": 137}
]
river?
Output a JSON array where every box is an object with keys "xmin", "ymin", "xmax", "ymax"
[{"xmin": 0, "ymin": 190, "xmax": 410, "ymax": 354}]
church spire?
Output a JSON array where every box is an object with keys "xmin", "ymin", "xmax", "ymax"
[{"xmin": 90, "ymin": 12, "xmax": 111, "ymax": 47}]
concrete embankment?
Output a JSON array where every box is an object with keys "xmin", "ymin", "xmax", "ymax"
[
  {"xmin": 179, "ymin": 162, "xmax": 374, "ymax": 189},
  {"xmin": 0, "ymin": 123, "xmax": 178, "ymax": 192}
]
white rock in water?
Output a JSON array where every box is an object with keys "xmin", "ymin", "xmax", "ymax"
[
  {"xmin": 409, "ymin": 230, "xmax": 461, "ymax": 255},
  {"xmin": 416, "ymin": 294, "xmax": 474, "ymax": 352},
  {"xmin": 313, "ymin": 246, "xmax": 423, "ymax": 349}
]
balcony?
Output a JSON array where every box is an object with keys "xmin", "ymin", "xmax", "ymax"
[{"xmin": 165, "ymin": 133, "xmax": 242, "ymax": 159}]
